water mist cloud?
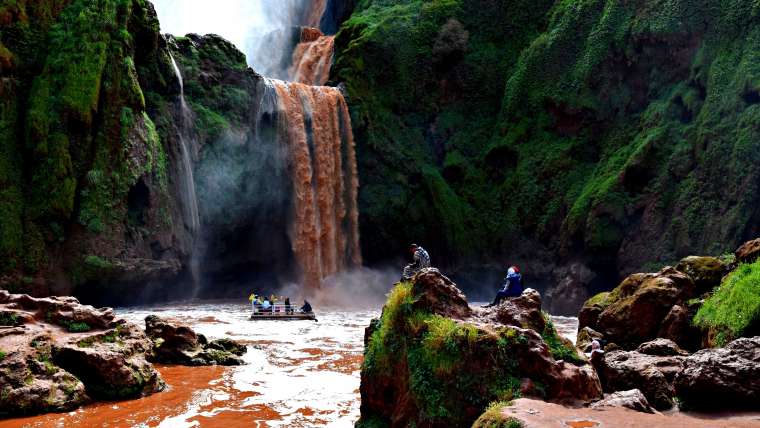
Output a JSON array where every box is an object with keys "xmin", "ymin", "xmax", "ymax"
[{"xmin": 152, "ymin": 0, "xmax": 309, "ymax": 77}]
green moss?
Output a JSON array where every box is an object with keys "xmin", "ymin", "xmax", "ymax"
[
  {"xmin": 541, "ymin": 313, "xmax": 584, "ymax": 365},
  {"xmin": 472, "ymin": 401, "xmax": 522, "ymax": 428},
  {"xmin": 694, "ymin": 260, "xmax": 760, "ymax": 345},
  {"xmin": 0, "ymin": 351, "xmax": 6, "ymax": 360},
  {"xmin": 67, "ymin": 322, "xmax": 91, "ymax": 333}
]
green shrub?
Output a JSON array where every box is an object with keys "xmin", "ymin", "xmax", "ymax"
[
  {"xmin": 0, "ymin": 351, "xmax": 6, "ymax": 360},
  {"xmin": 472, "ymin": 400, "xmax": 523, "ymax": 428},
  {"xmin": 541, "ymin": 314, "xmax": 584, "ymax": 365},
  {"xmin": 694, "ymin": 260, "xmax": 760, "ymax": 345},
  {"xmin": 67, "ymin": 322, "xmax": 91, "ymax": 333},
  {"xmin": 0, "ymin": 312, "xmax": 18, "ymax": 326}
]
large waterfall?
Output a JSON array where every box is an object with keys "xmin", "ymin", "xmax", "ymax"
[{"xmin": 155, "ymin": 0, "xmax": 361, "ymax": 290}]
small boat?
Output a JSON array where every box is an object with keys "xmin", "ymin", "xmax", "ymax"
[{"xmin": 249, "ymin": 304, "xmax": 317, "ymax": 321}]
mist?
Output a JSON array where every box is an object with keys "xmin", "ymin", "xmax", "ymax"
[{"xmin": 152, "ymin": 0, "xmax": 310, "ymax": 78}]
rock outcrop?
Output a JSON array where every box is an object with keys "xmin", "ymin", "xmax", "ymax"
[
  {"xmin": 0, "ymin": 291, "xmax": 164, "ymax": 417},
  {"xmin": 735, "ymin": 238, "xmax": 760, "ymax": 264},
  {"xmin": 590, "ymin": 389, "xmax": 656, "ymax": 414},
  {"xmin": 674, "ymin": 336, "xmax": 760, "ymax": 410},
  {"xmin": 598, "ymin": 348, "xmax": 685, "ymax": 410},
  {"xmin": 145, "ymin": 315, "xmax": 246, "ymax": 365},
  {"xmin": 357, "ymin": 269, "xmax": 601, "ymax": 428}
]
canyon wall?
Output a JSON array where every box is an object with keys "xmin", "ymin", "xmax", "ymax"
[{"xmin": 334, "ymin": 0, "xmax": 760, "ymax": 306}]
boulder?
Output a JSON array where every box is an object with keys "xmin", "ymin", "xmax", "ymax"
[
  {"xmin": 656, "ymin": 304, "xmax": 703, "ymax": 351},
  {"xmin": 675, "ymin": 256, "xmax": 728, "ymax": 293},
  {"xmin": 358, "ymin": 270, "xmax": 602, "ymax": 428},
  {"xmin": 600, "ymin": 349, "xmax": 685, "ymax": 410},
  {"xmin": 410, "ymin": 268, "xmax": 471, "ymax": 319},
  {"xmin": 636, "ymin": 338, "xmax": 687, "ymax": 357},
  {"xmin": 578, "ymin": 291, "xmax": 610, "ymax": 332},
  {"xmin": 590, "ymin": 389, "xmax": 656, "ymax": 414},
  {"xmin": 577, "ymin": 326, "xmax": 604, "ymax": 353},
  {"xmin": 484, "ymin": 288, "xmax": 546, "ymax": 332},
  {"xmin": 735, "ymin": 238, "xmax": 760, "ymax": 264},
  {"xmin": 0, "ymin": 292, "xmax": 163, "ymax": 417},
  {"xmin": 145, "ymin": 315, "xmax": 246, "ymax": 365},
  {"xmin": 674, "ymin": 336, "xmax": 760, "ymax": 409},
  {"xmin": 594, "ymin": 268, "xmax": 695, "ymax": 349}
]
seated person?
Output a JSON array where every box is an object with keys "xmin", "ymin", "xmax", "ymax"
[
  {"xmin": 300, "ymin": 300, "xmax": 313, "ymax": 313},
  {"xmin": 261, "ymin": 299, "xmax": 272, "ymax": 312},
  {"xmin": 484, "ymin": 266, "xmax": 523, "ymax": 307}
]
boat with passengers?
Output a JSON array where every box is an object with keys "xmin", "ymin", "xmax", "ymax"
[{"xmin": 249, "ymin": 303, "xmax": 317, "ymax": 321}]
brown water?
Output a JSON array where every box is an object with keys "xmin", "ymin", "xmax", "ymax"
[
  {"xmin": 290, "ymin": 30, "xmax": 335, "ymax": 86},
  {"xmin": 270, "ymin": 79, "xmax": 361, "ymax": 288},
  {"xmin": 0, "ymin": 303, "xmax": 580, "ymax": 428}
]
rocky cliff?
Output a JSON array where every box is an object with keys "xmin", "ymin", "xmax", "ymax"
[{"xmin": 333, "ymin": 0, "xmax": 760, "ymax": 305}]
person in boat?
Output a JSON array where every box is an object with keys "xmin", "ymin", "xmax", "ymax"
[
  {"xmin": 300, "ymin": 300, "xmax": 313, "ymax": 314},
  {"xmin": 402, "ymin": 243, "xmax": 431, "ymax": 280},
  {"xmin": 248, "ymin": 293, "xmax": 257, "ymax": 312},
  {"xmin": 261, "ymin": 298, "xmax": 272, "ymax": 313},
  {"xmin": 483, "ymin": 265, "xmax": 523, "ymax": 307},
  {"xmin": 285, "ymin": 297, "xmax": 293, "ymax": 314}
]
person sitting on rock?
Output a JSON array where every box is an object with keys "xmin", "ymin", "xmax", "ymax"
[
  {"xmin": 484, "ymin": 266, "xmax": 523, "ymax": 307},
  {"xmin": 300, "ymin": 300, "xmax": 313, "ymax": 313},
  {"xmin": 402, "ymin": 244, "xmax": 431, "ymax": 280}
]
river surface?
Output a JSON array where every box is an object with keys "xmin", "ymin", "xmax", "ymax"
[{"xmin": 1, "ymin": 302, "xmax": 579, "ymax": 428}]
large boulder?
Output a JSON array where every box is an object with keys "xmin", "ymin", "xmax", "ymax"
[
  {"xmin": 0, "ymin": 292, "xmax": 163, "ymax": 417},
  {"xmin": 482, "ymin": 288, "xmax": 546, "ymax": 332},
  {"xmin": 145, "ymin": 315, "xmax": 246, "ymax": 365},
  {"xmin": 585, "ymin": 268, "xmax": 695, "ymax": 350},
  {"xmin": 636, "ymin": 338, "xmax": 687, "ymax": 357},
  {"xmin": 590, "ymin": 389, "xmax": 656, "ymax": 414},
  {"xmin": 735, "ymin": 238, "xmax": 760, "ymax": 264},
  {"xmin": 358, "ymin": 270, "xmax": 602, "ymax": 428},
  {"xmin": 674, "ymin": 336, "xmax": 760, "ymax": 409},
  {"xmin": 599, "ymin": 349, "xmax": 685, "ymax": 410},
  {"xmin": 675, "ymin": 256, "xmax": 728, "ymax": 294},
  {"xmin": 409, "ymin": 268, "xmax": 471, "ymax": 319}
]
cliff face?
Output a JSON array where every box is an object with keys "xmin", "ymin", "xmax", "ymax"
[
  {"xmin": 0, "ymin": 0, "xmax": 190, "ymax": 301},
  {"xmin": 334, "ymin": 0, "xmax": 760, "ymax": 296}
]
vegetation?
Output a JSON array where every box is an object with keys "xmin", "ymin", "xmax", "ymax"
[
  {"xmin": 67, "ymin": 322, "xmax": 92, "ymax": 333},
  {"xmin": 694, "ymin": 260, "xmax": 760, "ymax": 345},
  {"xmin": 335, "ymin": 0, "xmax": 760, "ymax": 273},
  {"xmin": 0, "ymin": 351, "xmax": 6, "ymax": 361},
  {"xmin": 472, "ymin": 401, "xmax": 523, "ymax": 428},
  {"xmin": 541, "ymin": 314, "xmax": 584, "ymax": 365},
  {"xmin": 0, "ymin": 312, "xmax": 19, "ymax": 326},
  {"xmin": 360, "ymin": 280, "xmax": 581, "ymax": 427}
]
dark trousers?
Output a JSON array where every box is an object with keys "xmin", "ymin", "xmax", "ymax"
[{"xmin": 491, "ymin": 289, "xmax": 521, "ymax": 305}]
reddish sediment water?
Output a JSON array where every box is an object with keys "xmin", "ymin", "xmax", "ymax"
[{"xmin": 0, "ymin": 302, "xmax": 376, "ymax": 428}]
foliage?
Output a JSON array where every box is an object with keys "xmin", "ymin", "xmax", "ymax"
[
  {"xmin": 335, "ymin": 0, "xmax": 760, "ymax": 271},
  {"xmin": 472, "ymin": 401, "xmax": 522, "ymax": 428},
  {"xmin": 541, "ymin": 313, "xmax": 584, "ymax": 365},
  {"xmin": 0, "ymin": 351, "xmax": 6, "ymax": 361},
  {"xmin": 0, "ymin": 312, "xmax": 19, "ymax": 326},
  {"xmin": 694, "ymin": 260, "xmax": 760, "ymax": 345},
  {"xmin": 67, "ymin": 322, "xmax": 92, "ymax": 333}
]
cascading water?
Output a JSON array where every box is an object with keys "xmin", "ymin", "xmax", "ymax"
[
  {"xmin": 156, "ymin": 0, "xmax": 360, "ymax": 290},
  {"xmin": 169, "ymin": 53, "xmax": 202, "ymax": 292}
]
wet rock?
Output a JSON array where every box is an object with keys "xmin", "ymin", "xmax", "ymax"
[
  {"xmin": 656, "ymin": 304, "xmax": 703, "ymax": 351},
  {"xmin": 409, "ymin": 268, "xmax": 471, "ymax": 319},
  {"xmin": 145, "ymin": 315, "xmax": 246, "ymax": 365},
  {"xmin": 0, "ymin": 292, "xmax": 163, "ymax": 417},
  {"xmin": 636, "ymin": 338, "xmax": 688, "ymax": 357},
  {"xmin": 578, "ymin": 291, "xmax": 612, "ymax": 332},
  {"xmin": 358, "ymin": 270, "xmax": 602, "ymax": 427},
  {"xmin": 53, "ymin": 323, "xmax": 164, "ymax": 399},
  {"xmin": 591, "ymin": 389, "xmax": 656, "ymax": 414},
  {"xmin": 674, "ymin": 336, "xmax": 760, "ymax": 409},
  {"xmin": 600, "ymin": 349, "xmax": 685, "ymax": 410},
  {"xmin": 483, "ymin": 288, "xmax": 546, "ymax": 332},
  {"xmin": 588, "ymin": 268, "xmax": 695, "ymax": 350},
  {"xmin": 577, "ymin": 326, "xmax": 604, "ymax": 353},
  {"xmin": 675, "ymin": 256, "xmax": 728, "ymax": 293},
  {"xmin": 735, "ymin": 238, "xmax": 760, "ymax": 264},
  {"xmin": 546, "ymin": 263, "xmax": 594, "ymax": 316}
]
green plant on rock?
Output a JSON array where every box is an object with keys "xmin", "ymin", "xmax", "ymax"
[
  {"xmin": 472, "ymin": 400, "xmax": 523, "ymax": 428},
  {"xmin": 0, "ymin": 351, "xmax": 6, "ymax": 360},
  {"xmin": 694, "ymin": 260, "xmax": 760, "ymax": 345},
  {"xmin": 541, "ymin": 314, "xmax": 584, "ymax": 365},
  {"xmin": 67, "ymin": 322, "xmax": 92, "ymax": 333}
]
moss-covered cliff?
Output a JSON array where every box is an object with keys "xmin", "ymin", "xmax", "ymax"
[
  {"xmin": 0, "ymin": 0, "xmax": 187, "ymax": 299},
  {"xmin": 334, "ymin": 0, "xmax": 760, "ymax": 288}
]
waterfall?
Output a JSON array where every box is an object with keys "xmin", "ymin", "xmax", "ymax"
[
  {"xmin": 263, "ymin": 78, "xmax": 361, "ymax": 288},
  {"xmin": 170, "ymin": 53, "xmax": 202, "ymax": 292},
  {"xmin": 156, "ymin": 0, "xmax": 361, "ymax": 290},
  {"xmin": 289, "ymin": 28, "xmax": 335, "ymax": 85}
]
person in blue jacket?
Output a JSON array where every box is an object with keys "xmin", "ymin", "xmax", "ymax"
[{"xmin": 484, "ymin": 266, "xmax": 523, "ymax": 307}]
